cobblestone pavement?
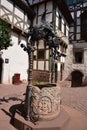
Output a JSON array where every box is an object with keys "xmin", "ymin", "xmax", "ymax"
[{"xmin": 61, "ymin": 86, "xmax": 87, "ymax": 117}]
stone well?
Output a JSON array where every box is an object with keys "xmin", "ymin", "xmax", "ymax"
[{"xmin": 30, "ymin": 85, "xmax": 60, "ymax": 120}]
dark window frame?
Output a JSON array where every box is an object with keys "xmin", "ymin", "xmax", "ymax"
[
  {"xmin": 81, "ymin": 11, "xmax": 87, "ymax": 41},
  {"xmin": 37, "ymin": 49, "xmax": 45, "ymax": 60},
  {"xmin": 58, "ymin": 15, "xmax": 62, "ymax": 30},
  {"xmin": 74, "ymin": 51, "xmax": 83, "ymax": 64}
]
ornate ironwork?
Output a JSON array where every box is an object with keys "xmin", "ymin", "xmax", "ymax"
[{"xmin": 21, "ymin": 20, "xmax": 61, "ymax": 121}]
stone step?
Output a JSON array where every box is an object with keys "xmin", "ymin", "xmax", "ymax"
[{"xmin": 14, "ymin": 107, "xmax": 70, "ymax": 130}]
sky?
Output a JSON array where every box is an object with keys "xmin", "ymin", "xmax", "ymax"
[{"xmin": 64, "ymin": 0, "xmax": 83, "ymax": 5}]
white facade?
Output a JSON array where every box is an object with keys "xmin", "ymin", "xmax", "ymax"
[
  {"xmin": 31, "ymin": 0, "xmax": 72, "ymax": 82},
  {"xmin": 33, "ymin": 0, "xmax": 69, "ymax": 72},
  {"xmin": 2, "ymin": 32, "xmax": 28, "ymax": 84},
  {"xmin": 0, "ymin": 0, "xmax": 32, "ymax": 84}
]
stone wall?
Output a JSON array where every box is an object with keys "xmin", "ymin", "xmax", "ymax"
[
  {"xmin": 33, "ymin": 46, "xmax": 87, "ymax": 86},
  {"xmin": 83, "ymin": 48, "xmax": 87, "ymax": 85},
  {"xmin": 63, "ymin": 44, "xmax": 73, "ymax": 81},
  {"xmin": 63, "ymin": 44, "xmax": 87, "ymax": 86},
  {"xmin": 32, "ymin": 70, "xmax": 51, "ymax": 82}
]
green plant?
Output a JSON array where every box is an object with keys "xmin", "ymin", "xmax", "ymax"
[
  {"xmin": 0, "ymin": 19, "xmax": 12, "ymax": 51},
  {"xmin": 32, "ymin": 80, "xmax": 48, "ymax": 86}
]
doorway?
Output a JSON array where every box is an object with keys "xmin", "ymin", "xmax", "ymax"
[
  {"xmin": 0, "ymin": 57, "xmax": 3, "ymax": 83},
  {"xmin": 71, "ymin": 70, "xmax": 83, "ymax": 87}
]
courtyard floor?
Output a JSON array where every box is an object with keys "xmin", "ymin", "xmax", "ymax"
[{"xmin": 0, "ymin": 83, "xmax": 87, "ymax": 130}]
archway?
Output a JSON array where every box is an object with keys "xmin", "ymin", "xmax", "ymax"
[
  {"xmin": 0, "ymin": 57, "xmax": 3, "ymax": 83},
  {"xmin": 71, "ymin": 70, "xmax": 83, "ymax": 87}
]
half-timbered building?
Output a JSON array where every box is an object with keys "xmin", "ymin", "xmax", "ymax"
[
  {"xmin": 29, "ymin": 0, "xmax": 73, "ymax": 83},
  {"xmin": 0, "ymin": 0, "xmax": 34, "ymax": 84},
  {"xmin": 64, "ymin": 0, "xmax": 87, "ymax": 87}
]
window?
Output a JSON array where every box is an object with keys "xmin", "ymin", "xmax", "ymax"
[
  {"xmin": 64, "ymin": 24, "xmax": 66, "ymax": 35},
  {"xmin": 76, "ymin": 26, "xmax": 80, "ymax": 33},
  {"xmin": 59, "ymin": 15, "xmax": 61, "ymax": 30},
  {"xmin": 77, "ymin": 18, "xmax": 80, "ymax": 25},
  {"xmin": 81, "ymin": 10, "xmax": 87, "ymax": 41},
  {"xmin": 33, "ymin": 55, "xmax": 36, "ymax": 60},
  {"xmin": 74, "ymin": 51, "xmax": 83, "ymax": 63},
  {"xmin": 76, "ymin": 33, "xmax": 80, "ymax": 40},
  {"xmin": 37, "ymin": 49, "xmax": 45, "ymax": 59}
]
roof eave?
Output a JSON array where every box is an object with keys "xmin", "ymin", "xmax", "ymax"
[
  {"xmin": 55, "ymin": 0, "xmax": 74, "ymax": 25},
  {"xmin": 10, "ymin": 0, "xmax": 35, "ymax": 20}
]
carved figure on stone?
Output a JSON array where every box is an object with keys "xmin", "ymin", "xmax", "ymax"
[
  {"xmin": 30, "ymin": 86, "xmax": 60, "ymax": 120},
  {"xmin": 38, "ymin": 96, "xmax": 52, "ymax": 115}
]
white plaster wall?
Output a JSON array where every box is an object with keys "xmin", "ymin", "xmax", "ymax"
[
  {"xmin": 38, "ymin": 61, "xmax": 44, "ymax": 70},
  {"xmin": 1, "ymin": 0, "xmax": 28, "ymax": 30},
  {"xmin": 2, "ymin": 32, "xmax": 28, "ymax": 84},
  {"xmin": 24, "ymin": 15, "xmax": 30, "ymax": 32},
  {"xmin": 1, "ymin": 0, "xmax": 13, "ymax": 22},
  {"xmin": 1, "ymin": 0, "xmax": 13, "ymax": 12},
  {"xmin": 84, "ymin": 49, "xmax": 87, "ymax": 73},
  {"xmin": 38, "ymin": 40, "xmax": 44, "ymax": 49},
  {"xmin": 45, "ymin": 61, "xmax": 49, "ymax": 71},
  {"xmin": 33, "ymin": 61, "xmax": 37, "ymax": 70},
  {"xmin": 38, "ymin": 16, "xmax": 42, "ymax": 25},
  {"xmin": 38, "ymin": 3, "xmax": 44, "ymax": 15},
  {"xmin": 46, "ymin": 13, "xmax": 52, "ymax": 23},
  {"xmin": 46, "ymin": 50, "xmax": 49, "ymax": 59},
  {"xmin": 15, "ymin": 5, "xmax": 24, "ymax": 19},
  {"xmin": 14, "ymin": 6, "xmax": 24, "ymax": 29},
  {"xmin": 46, "ymin": 1, "xmax": 53, "ymax": 13}
]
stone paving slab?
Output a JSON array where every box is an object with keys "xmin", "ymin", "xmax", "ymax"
[
  {"xmin": 0, "ymin": 121, "xmax": 16, "ymax": 130},
  {"xmin": 61, "ymin": 86, "xmax": 87, "ymax": 117},
  {"xmin": 0, "ymin": 83, "xmax": 87, "ymax": 130},
  {"xmin": 14, "ymin": 107, "xmax": 70, "ymax": 130},
  {"xmin": 63, "ymin": 105, "xmax": 87, "ymax": 130},
  {"xmin": 0, "ymin": 108, "xmax": 17, "ymax": 130}
]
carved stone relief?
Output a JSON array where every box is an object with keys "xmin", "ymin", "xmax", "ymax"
[{"xmin": 30, "ymin": 86, "xmax": 60, "ymax": 120}]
